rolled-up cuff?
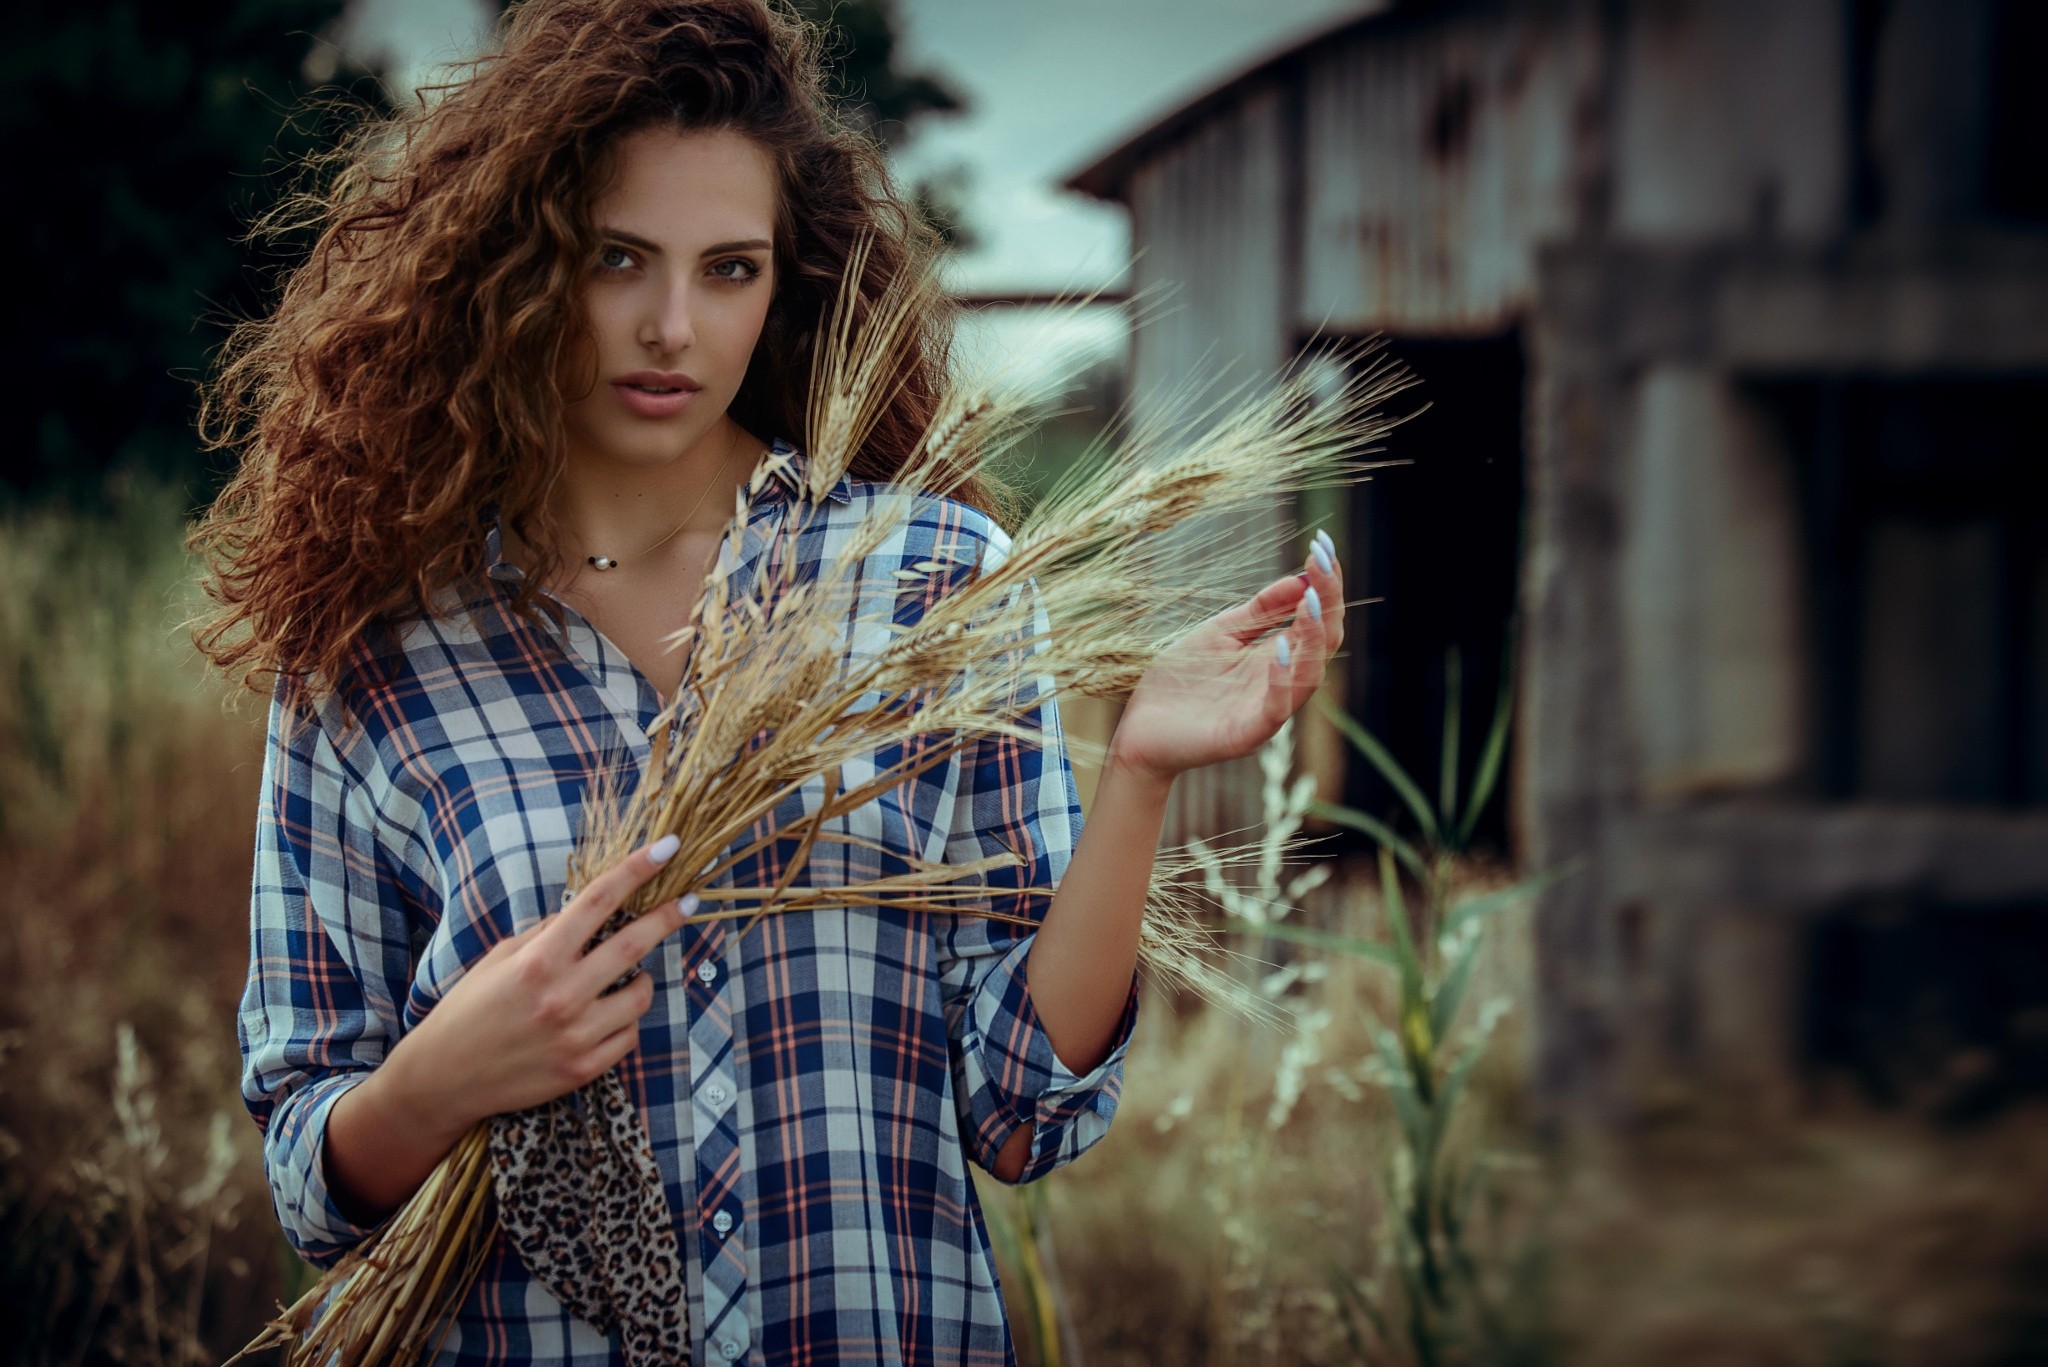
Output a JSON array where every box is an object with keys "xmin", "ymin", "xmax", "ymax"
[
  {"xmin": 968, "ymin": 936, "xmax": 1141, "ymax": 1184},
  {"xmin": 266, "ymin": 1071, "xmax": 384, "ymax": 1266}
]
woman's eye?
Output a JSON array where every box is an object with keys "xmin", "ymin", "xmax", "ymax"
[
  {"xmin": 597, "ymin": 245, "xmax": 635, "ymax": 272},
  {"xmin": 711, "ymin": 257, "xmax": 763, "ymax": 283}
]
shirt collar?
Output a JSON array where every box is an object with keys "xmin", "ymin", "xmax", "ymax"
[{"xmin": 480, "ymin": 434, "xmax": 851, "ymax": 584}]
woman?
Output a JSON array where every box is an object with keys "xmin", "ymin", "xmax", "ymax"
[{"xmin": 194, "ymin": 1, "xmax": 1344, "ymax": 1362}]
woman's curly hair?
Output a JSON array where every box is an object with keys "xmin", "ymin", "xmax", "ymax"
[{"xmin": 188, "ymin": 0, "xmax": 1001, "ymax": 707}]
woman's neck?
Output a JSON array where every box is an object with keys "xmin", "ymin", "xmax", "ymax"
[
  {"xmin": 494, "ymin": 418, "xmax": 762, "ymax": 587},
  {"xmin": 554, "ymin": 417, "xmax": 756, "ymax": 565}
]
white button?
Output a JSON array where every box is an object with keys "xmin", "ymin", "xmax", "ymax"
[
  {"xmin": 705, "ymin": 1083, "xmax": 726, "ymax": 1105},
  {"xmin": 697, "ymin": 960, "xmax": 718, "ymax": 983},
  {"xmin": 718, "ymin": 1338, "xmax": 740, "ymax": 1359},
  {"xmin": 712, "ymin": 1210, "xmax": 734, "ymax": 1234}
]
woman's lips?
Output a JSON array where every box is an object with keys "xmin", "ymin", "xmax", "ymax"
[{"xmin": 612, "ymin": 381, "xmax": 700, "ymax": 418}]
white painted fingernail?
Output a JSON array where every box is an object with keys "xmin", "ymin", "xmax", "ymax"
[
  {"xmin": 1315, "ymin": 528, "xmax": 1335, "ymax": 556},
  {"xmin": 648, "ymin": 833, "xmax": 681, "ymax": 864},
  {"xmin": 675, "ymin": 892, "xmax": 699, "ymax": 917},
  {"xmin": 1275, "ymin": 635, "xmax": 1292, "ymax": 668},
  {"xmin": 1304, "ymin": 586, "xmax": 1322, "ymax": 621},
  {"xmin": 1311, "ymin": 542, "xmax": 1333, "ymax": 574}
]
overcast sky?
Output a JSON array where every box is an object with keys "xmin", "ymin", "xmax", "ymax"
[{"xmin": 335, "ymin": 0, "xmax": 1373, "ymax": 294}]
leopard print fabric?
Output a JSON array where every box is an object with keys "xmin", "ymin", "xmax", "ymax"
[{"xmin": 487, "ymin": 903, "xmax": 689, "ymax": 1366}]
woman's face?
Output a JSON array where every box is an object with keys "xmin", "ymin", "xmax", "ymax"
[{"xmin": 557, "ymin": 124, "xmax": 779, "ymax": 468}]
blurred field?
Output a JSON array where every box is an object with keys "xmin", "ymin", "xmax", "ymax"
[
  {"xmin": 0, "ymin": 483, "xmax": 289, "ymax": 1360},
  {"xmin": 5, "ymin": 493, "xmax": 2047, "ymax": 1365}
]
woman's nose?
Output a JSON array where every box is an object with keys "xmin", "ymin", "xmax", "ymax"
[{"xmin": 640, "ymin": 278, "xmax": 696, "ymax": 353}]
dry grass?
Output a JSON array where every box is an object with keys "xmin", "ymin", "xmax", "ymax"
[{"xmin": 0, "ymin": 481, "xmax": 286, "ymax": 1364}]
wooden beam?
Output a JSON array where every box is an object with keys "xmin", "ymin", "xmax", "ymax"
[{"xmin": 948, "ymin": 290, "xmax": 1130, "ymax": 309}]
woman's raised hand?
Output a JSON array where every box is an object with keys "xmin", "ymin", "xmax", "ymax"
[
  {"xmin": 1106, "ymin": 533, "xmax": 1345, "ymax": 784},
  {"xmin": 378, "ymin": 834, "xmax": 697, "ymax": 1143}
]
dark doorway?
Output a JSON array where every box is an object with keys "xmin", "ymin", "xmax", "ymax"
[
  {"xmin": 1322, "ymin": 332, "xmax": 1526, "ymax": 855},
  {"xmin": 1756, "ymin": 375, "xmax": 2048, "ymax": 807}
]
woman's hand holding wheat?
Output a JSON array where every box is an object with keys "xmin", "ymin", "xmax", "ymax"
[
  {"xmin": 397, "ymin": 836, "xmax": 697, "ymax": 1127},
  {"xmin": 321, "ymin": 836, "xmax": 695, "ymax": 1224},
  {"xmin": 1106, "ymin": 532, "xmax": 1345, "ymax": 785}
]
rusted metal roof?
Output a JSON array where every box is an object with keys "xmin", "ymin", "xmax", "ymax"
[
  {"xmin": 1066, "ymin": 0, "xmax": 1854, "ymax": 331},
  {"xmin": 1061, "ymin": 3, "xmax": 1404, "ymax": 202}
]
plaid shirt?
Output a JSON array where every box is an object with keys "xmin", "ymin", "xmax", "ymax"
[{"xmin": 237, "ymin": 435, "xmax": 1141, "ymax": 1366}]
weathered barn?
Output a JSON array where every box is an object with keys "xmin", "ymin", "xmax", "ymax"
[{"xmin": 1063, "ymin": 0, "xmax": 2048, "ymax": 1129}]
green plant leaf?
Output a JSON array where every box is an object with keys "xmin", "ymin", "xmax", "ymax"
[
  {"xmin": 1239, "ymin": 919, "xmax": 1405, "ymax": 969},
  {"xmin": 1378, "ymin": 847, "xmax": 1425, "ymax": 1014},
  {"xmin": 1372, "ymin": 1023, "xmax": 1428, "ymax": 1152},
  {"xmin": 1429, "ymin": 943, "xmax": 1480, "ymax": 1045},
  {"xmin": 1435, "ymin": 1007, "xmax": 1505, "ymax": 1134},
  {"xmin": 1439, "ymin": 646, "xmax": 1462, "ymax": 835},
  {"xmin": 1316, "ymin": 694, "xmax": 1439, "ymax": 844},
  {"xmin": 1403, "ymin": 1000, "xmax": 1436, "ymax": 1069},
  {"xmin": 1455, "ymin": 627, "xmax": 1518, "ymax": 847},
  {"xmin": 1307, "ymin": 799, "xmax": 1427, "ymax": 880},
  {"xmin": 1392, "ymin": 1249, "xmax": 1436, "ymax": 1353},
  {"xmin": 1440, "ymin": 862, "xmax": 1578, "ymax": 941}
]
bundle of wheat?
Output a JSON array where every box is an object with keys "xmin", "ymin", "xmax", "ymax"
[{"xmin": 228, "ymin": 231, "xmax": 1411, "ymax": 1365}]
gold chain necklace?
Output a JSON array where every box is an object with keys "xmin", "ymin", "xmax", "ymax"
[{"xmin": 583, "ymin": 432, "xmax": 748, "ymax": 572}]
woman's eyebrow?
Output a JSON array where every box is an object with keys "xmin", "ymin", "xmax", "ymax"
[
  {"xmin": 596, "ymin": 227, "xmax": 771, "ymax": 258},
  {"xmin": 598, "ymin": 227, "xmax": 665, "ymax": 256}
]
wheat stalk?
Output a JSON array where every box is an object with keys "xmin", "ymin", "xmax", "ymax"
[{"xmin": 233, "ymin": 230, "xmax": 1411, "ymax": 1364}]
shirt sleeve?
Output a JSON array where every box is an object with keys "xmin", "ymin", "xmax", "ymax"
[
  {"xmin": 237, "ymin": 677, "xmax": 415, "ymax": 1268},
  {"xmin": 933, "ymin": 522, "xmax": 1142, "ymax": 1188}
]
